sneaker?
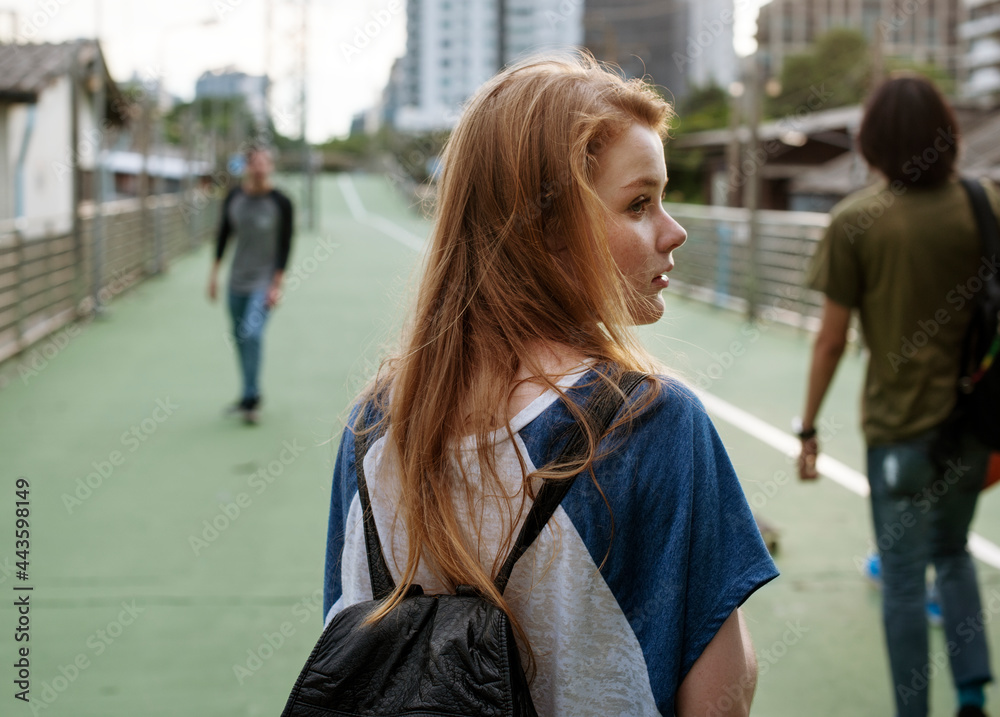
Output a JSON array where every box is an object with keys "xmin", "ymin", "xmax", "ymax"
[
  {"xmin": 225, "ymin": 398, "xmax": 252, "ymax": 416},
  {"xmin": 957, "ymin": 706, "xmax": 987, "ymax": 717},
  {"xmin": 242, "ymin": 396, "xmax": 261, "ymax": 425}
]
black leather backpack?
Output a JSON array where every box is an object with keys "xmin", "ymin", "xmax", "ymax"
[{"xmin": 279, "ymin": 371, "xmax": 644, "ymax": 717}]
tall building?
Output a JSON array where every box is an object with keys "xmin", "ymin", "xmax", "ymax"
[
  {"xmin": 195, "ymin": 68, "xmax": 270, "ymax": 129},
  {"xmin": 392, "ymin": 0, "xmax": 582, "ymax": 132},
  {"xmin": 387, "ymin": 0, "xmax": 736, "ymax": 131},
  {"xmin": 583, "ymin": 0, "xmax": 738, "ymax": 99},
  {"xmin": 756, "ymin": 0, "xmax": 965, "ymax": 80},
  {"xmin": 583, "ymin": 0, "xmax": 690, "ymax": 98},
  {"xmin": 685, "ymin": 0, "xmax": 738, "ymax": 90},
  {"xmin": 961, "ymin": 0, "xmax": 1000, "ymax": 104}
]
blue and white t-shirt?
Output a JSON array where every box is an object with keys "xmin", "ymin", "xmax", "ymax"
[{"xmin": 322, "ymin": 368, "xmax": 778, "ymax": 716}]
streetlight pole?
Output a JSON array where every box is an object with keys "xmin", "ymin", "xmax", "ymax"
[
  {"xmin": 154, "ymin": 16, "xmax": 219, "ymax": 274},
  {"xmin": 91, "ymin": 0, "xmax": 108, "ymax": 315},
  {"xmin": 299, "ymin": 0, "xmax": 315, "ymax": 231},
  {"xmin": 745, "ymin": 52, "xmax": 763, "ymax": 323}
]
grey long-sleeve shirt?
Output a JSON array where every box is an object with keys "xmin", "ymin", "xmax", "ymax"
[{"xmin": 215, "ymin": 187, "xmax": 294, "ymax": 293}]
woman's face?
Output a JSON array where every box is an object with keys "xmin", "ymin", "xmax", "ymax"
[{"xmin": 591, "ymin": 123, "xmax": 687, "ymax": 325}]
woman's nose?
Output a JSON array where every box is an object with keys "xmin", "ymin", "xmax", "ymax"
[{"xmin": 659, "ymin": 209, "xmax": 687, "ymax": 252}]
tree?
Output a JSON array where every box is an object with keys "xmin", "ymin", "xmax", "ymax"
[
  {"xmin": 675, "ymin": 84, "xmax": 730, "ymax": 134},
  {"xmin": 767, "ymin": 28, "xmax": 871, "ymax": 118}
]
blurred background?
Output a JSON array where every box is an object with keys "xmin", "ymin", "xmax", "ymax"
[
  {"xmin": 3, "ymin": 1, "xmax": 1000, "ymax": 715},
  {"xmin": 2, "ymin": 0, "xmax": 1000, "ymax": 352}
]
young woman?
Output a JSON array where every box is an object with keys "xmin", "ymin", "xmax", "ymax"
[
  {"xmin": 323, "ymin": 54, "xmax": 777, "ymax": 715},
  {"xmin": 798, "ymin": 74, "xmax": 996, "ymax": 717}
]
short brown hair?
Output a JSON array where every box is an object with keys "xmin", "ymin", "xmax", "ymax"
[{"xmin": 858, "ymin": 73, "xmax": 960, "ymax": 188}]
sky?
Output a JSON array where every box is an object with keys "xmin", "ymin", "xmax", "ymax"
[{"xmin": 1, "ymin": 0, "xmax": 769, "ymax": 142}]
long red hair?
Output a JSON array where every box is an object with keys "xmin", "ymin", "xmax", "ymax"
[{"xmin": 361, "ymin": 52, "xmax": 675, "ymax": 650}]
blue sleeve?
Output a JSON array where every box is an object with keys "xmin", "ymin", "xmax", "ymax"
[
  {"xmin": 677, "ymin": 393, "xmax": 778, "ymax": 675},
  {"xmin": 323, "ymin": 409, "xmax": 360, "ymax": 619},
  {"xmin": 555, "ymin": 378, "xmax": 778, "ymax": 711}
]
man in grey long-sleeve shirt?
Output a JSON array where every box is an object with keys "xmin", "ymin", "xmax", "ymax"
[{"xmin": 207, "ymin": 146, "xmax": 294, "ymax": 424}]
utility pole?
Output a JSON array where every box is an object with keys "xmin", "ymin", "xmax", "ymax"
[
  {"xmin": 726, "ymin": 79, "xmax": 744, "ymax": 208},
  {"xmin": 872, "ymin": 0, "xmax": 887, "ymax": 90},
  {"xmin": 299, "ymin": 0, "xmax": 315, "ymax": 231},
  {"xmin": 745, "ymin": 53, "xmax": 763, "ymax": 323},
  {"xmin": 497, "ymin": 0, "xmax": 506, "ymax": 71},
  {"xmin": 91, "ymin": 4, "xmax": 108, "ymax": 316}
]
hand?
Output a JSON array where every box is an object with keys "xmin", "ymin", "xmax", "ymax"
[
  {"xmin": 265, "ymin": 282, "xmax": 282, "ymax": 310},
  {"xmin": 798, "ymin": 437, "xmax": 819, "ymax": 481},
  {"xmin": 207, "ymin": 276, "xmax": 218, "ymax": 302}
]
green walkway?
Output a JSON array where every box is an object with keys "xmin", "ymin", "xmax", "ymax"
[{"xmin": 2, "ymin": 173, "xmax": 1000, "ymax": 716}]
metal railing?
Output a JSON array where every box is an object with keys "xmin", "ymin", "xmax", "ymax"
[
  {"xmin": 0, "ymin": 191, "xmax": 220, "ymax": 365},
  {"xmin": 664, "ymin": 202, "xmax": 830, "ymax": 330}
]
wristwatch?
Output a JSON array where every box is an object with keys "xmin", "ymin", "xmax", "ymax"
[{"xmin": 792, "ymin": 417, "xmax": 817, "ymax": 440}]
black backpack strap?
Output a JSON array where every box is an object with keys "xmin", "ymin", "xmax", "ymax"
[
  {"xmin": 960, "ymin": 177, "xmax": 1000, "ymax": 273},
  {"xmin": 353, "ymin": 403, "xmax": 397, "ymax": 602},
  {"xmin": 493, "ymin": 371, "xmax": 646, "ymax": 595},
  {"xmin": 959, "ymin": 178, "xmax": 1000, "ymax": 385}
]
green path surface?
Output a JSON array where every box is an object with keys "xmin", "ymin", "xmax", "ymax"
[{"xmin": 2, "ymin": 172, "xmax": 1000, "ymax": 716}]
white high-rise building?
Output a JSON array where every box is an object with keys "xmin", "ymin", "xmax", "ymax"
[
  {"xmin": 388, "ymin": 0, "xmax": 737, "ymax": 132},
  {"xmin": 684, "ymin": 0, "xmax": 736, "ymax": 89},
  {"xmin": 961, "ymin": 0, "xmax": 1000, "ymax": 104},
  {"xmin": 392, "ymin": 0, "xmax": 583, "ymax": 132}
]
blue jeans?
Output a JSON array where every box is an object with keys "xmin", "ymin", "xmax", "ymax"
[
  {"xmin": 227, "ymin": 288, "xmax": 270, "ymax": 402},
  {"xmin": 867, "ymin": 428, "xmax": 993, "ymax": 717}
]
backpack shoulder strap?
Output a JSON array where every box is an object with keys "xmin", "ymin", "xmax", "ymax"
[
  {"xmin": 353, "ymin": 403, "xmax": 396, "ymax": 602},
  {"xmin": 493, "ymin": 370, "xmax": 646, "ymax": 595},
  {"xmin": 960, "ymin": 177, "xmax": 1000, "ymax": 282}
]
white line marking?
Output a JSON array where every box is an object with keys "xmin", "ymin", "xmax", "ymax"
[
  {"xmin": 339, "ymin": 172, "xmax": 1000, "ymax": 570},
  {"xmin": 698, "ymin": 390, "xmax": 1000, "ymax": 570},
  {"xmin": 338, "ymin": 174, "xmax": 426, "ymax": 252},
  {"xmin": 338, "ymin": 173, "xmax": 368, "ymax": 220}
]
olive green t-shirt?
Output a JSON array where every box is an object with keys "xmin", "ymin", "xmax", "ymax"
[{"xmin": 808, "ymin": 177, "xmax": 1000, "ymax": 446}]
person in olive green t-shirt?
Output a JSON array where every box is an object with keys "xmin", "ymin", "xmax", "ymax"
[
  {"xmin": 808, "ymin": 177, "xmax": 1000, "ymax": 446},
  {"xmin": 797, "ymin": 74, "xmax": 996, "ymax": 717}
]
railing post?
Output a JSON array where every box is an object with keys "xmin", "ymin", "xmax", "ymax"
[
  {"xmin": 744, "ymin": 54, "xmax": 762, "ymax": 322},
  {"xmin": 13, "ymin": 228, "xmax": 25, "ymax": 352}
]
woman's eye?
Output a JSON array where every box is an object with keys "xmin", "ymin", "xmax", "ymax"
[{"xmin": 629, "ymin": 197, "xmax": 649, "ymax": 215}]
